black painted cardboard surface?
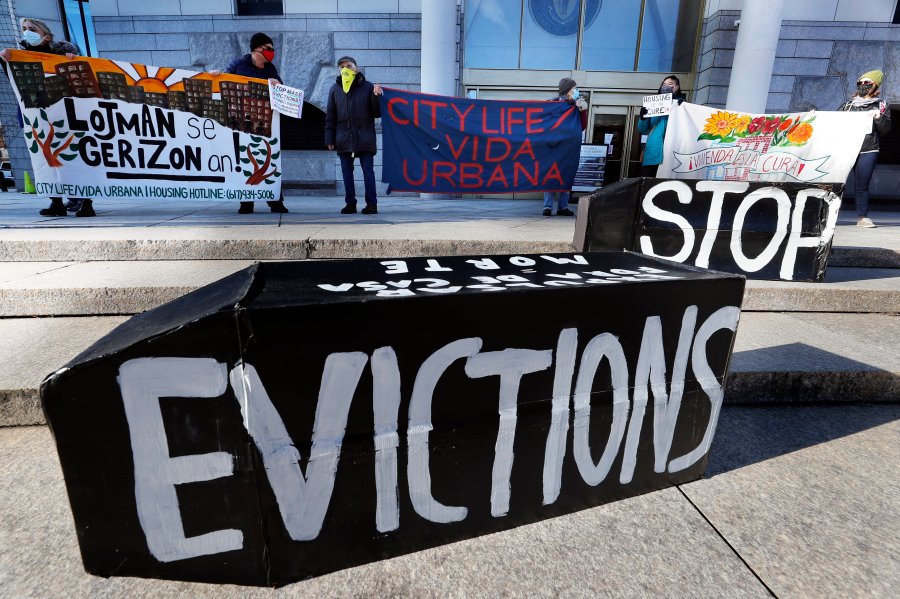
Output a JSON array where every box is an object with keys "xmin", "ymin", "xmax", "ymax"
[
  {"xmin": 573, "ymin": 177, "xmax": 843, "ymax": 281},
  {"xmin": 42, "ymin": 252, "xmax": 745, "ymax": 586}
]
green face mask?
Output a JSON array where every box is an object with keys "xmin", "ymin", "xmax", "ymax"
[{"xmin": 341, "ymin": 67, "xmax": 356, "ymax": 93}]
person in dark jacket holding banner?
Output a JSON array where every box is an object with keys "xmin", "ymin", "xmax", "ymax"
[
  {"xmin": 638, "ymin": 75, "xmax": 687, "ymax": 178},
  {"xmin": 325, "ymin": 56, "xmax": 383, "ymax": 215},
  {"xmin": 543, "ymin": 77, "xmax": 588, "ymax": 216},
  {"xmin": 838, "ymin": 69, "xmax": 891, "ymax": 228},
  {"xmin": 221, "ymin": 32, "xmax": 288, "ymax": 214}
]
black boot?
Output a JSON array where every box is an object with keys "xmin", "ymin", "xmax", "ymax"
[
  {"xmin": 340, "ymin": 204, "xmax": 357, "ymax": 214},
  {"xmin": 39, "ymin": 196, "xmax": 67, "ymax": 217},
  {"xmin": 75, "ymin": 198, "xmax": 95, "ymax": 217},
  {"xmin": 361, "ymin": 204, "xmax": 377, "ymax": 214},
  {"xmin": 238, "ymin": 201, "xmax": 254, "ymax": 214},
  {"xmin": 267, "ymin": 200, "xmax": 289, "ymax": 213}
]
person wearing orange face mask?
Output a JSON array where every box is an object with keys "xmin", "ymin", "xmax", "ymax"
[{"xmin": 223, "ymin": 32, "xmax": 288, "ymax": 214}]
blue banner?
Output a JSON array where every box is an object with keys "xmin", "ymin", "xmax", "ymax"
[{"xmin": 380, "ymin": 88, "xmax": 582, "ymax": 194}]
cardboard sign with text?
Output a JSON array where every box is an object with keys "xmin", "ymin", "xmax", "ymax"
[{"xmin": 42, "ymin": 253, "xmax": 744, "ymax": 586}]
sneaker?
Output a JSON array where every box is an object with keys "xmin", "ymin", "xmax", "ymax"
[
  {"xmin": 557, "ymin": 208, "xmax": 575, "ymax": 216},
  {"xmin": 543, "ymin": 208, "xmax": 552, "ymax": 216},
  {"xmin": 857, "ymin": 217, "xmax": 876, "ymax": 228},
  {"xmin": 64, "ymin": 199, "xmax": 82, "ymax": 212},
  {"xmin": 75, "ymin": 199, "xmax": 95, "ymax": 217},
  {"xmin": 267, "ymin": 200, "xmax": 289, "ymax": 213},
  {"xmin": 361, "ymin": 205, "xmax": 377, "ymax": 215},
  {"xmin": 238, "ymin": 201, "xmax": 254, "ymax": 214},
  {"xmin": 341, "ymin": 204, "xmax": 357, "ymax": 214}
]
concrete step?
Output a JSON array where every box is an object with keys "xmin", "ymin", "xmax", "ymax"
[
  {"xmin": 2, "ymin": 313, "xmax": 896, "ymax": 427},
  {"xmin": 1, "ymin": 261, "xmax": 897, "ymax": 317}
]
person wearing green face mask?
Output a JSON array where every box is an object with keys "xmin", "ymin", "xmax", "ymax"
[{"xmin": 325, "ymin": 56, "xmax": 384, "ymax": 215}]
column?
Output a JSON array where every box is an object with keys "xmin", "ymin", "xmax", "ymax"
[
  {"xmin": 725, "ymin": 0, "xmax": 785, "ymax": 113},
  {"xmin": 420, "ymin": 0, "xmax": 458, "ymax": 96}
]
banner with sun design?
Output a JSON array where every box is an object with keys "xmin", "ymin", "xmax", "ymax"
[
  {"xmin": 658, "ymin": 102, "xmax": 872, "ymax": 183},
  {"xmin": 6, "ymin": 49, "xmax": 281, "ymax": 201}
]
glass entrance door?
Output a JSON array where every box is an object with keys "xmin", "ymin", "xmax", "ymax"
[{"xmin": 590, "ymin": 106, "xmax": 643, "ymax": 184}]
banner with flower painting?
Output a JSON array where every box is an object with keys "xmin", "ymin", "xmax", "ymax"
[
  {"xmin": 658, "ymin": 102, "xmax": 872, "ymax": 183},
  {"xmin": 5, "ymin": 49, "xmax": 281, "ymax": 201}
]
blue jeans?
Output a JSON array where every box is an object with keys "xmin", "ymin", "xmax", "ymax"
[
  {"xmin": 852, "ymin": 151, "xmax": 877, "ymax": 218},
  {"xmin": 543, "ymin": 191, "xmax": 570, "ymax": 211},
  {"xmin": 339, "ymin": 152, "xmax": 377, "ymax": 207}
]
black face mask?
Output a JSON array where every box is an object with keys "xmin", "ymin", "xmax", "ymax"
[{"xmin": 857, "ymin": 82, "xmax": 874, "ymax": 96}]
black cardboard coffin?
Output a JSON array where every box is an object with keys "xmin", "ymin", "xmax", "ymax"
[
  {"xmin": 574, "ymin": 177, "xmax": 843, "ymax": 281},
  {"xmin": 41, "ymin": 252, "xmax": 745, "ymax": 587}
]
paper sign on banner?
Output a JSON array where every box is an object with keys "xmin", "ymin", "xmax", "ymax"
[
  {"xmin": 642, "ymin": 93, "xmax": 673, "ymax": 117},
  {"xmin": 268, "ymin": 82, "xmax": 304, "ymax": 118}
]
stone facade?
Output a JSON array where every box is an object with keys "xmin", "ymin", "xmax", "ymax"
[{"xmin": 695, "ymin": 10, "xmax": 900, "ymax": 112}]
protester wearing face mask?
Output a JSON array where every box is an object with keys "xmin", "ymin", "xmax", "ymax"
[
  {"xmin": 220, "ymin": 33, "xmax": 288, "ymax": 214},
  {"xmin": 542, "ymin": 77, "xmax": 588, "ymax": 217},
  {"xmin": 0, "ymin": 18, "xmax": 78, "ymax": 62},
  {"xmin": 325, "ymin": 56, "xmax": 383, "ymax": 215},
  {"xmin": 838, "ymin": 70, "xmax": 891, "ymax": 228},
  {"xmin": 0, "ymin": 19, "xmax": 88, "ymax": 216},
  {"xmin": 637, "ymin": 75, "xmax": 687, "ymax": 178}
]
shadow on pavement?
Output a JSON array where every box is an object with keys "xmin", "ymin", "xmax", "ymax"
[{"xmin": 706, "ymin": 403, "xmax": 900, "ymax": 477}]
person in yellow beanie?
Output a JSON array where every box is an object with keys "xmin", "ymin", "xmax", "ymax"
[{"xmin": 838, "ymin": 69, "xmax": 891, "ymax": 228}]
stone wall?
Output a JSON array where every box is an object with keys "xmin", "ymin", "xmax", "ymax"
[
  {"xmin": 695, "ymin": 11, "xmax": 900, "ymax": 112},
  {"xmin": 91, "ymin": 12, "xmax": 429, "ymax": 195}
]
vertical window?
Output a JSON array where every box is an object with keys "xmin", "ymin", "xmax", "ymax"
[
  {"xmin": 519, "ymin": 0, "xmax": 579, "ymax": 70},
  {"xmin": 637, "ymin": 0, "xmax": 701, "ymax": 72},
  {"xmin": 236, "ymin": 0, "xmax": 284, "ymax": 17},
  {"xmin": 580, "ymin": 0, "xmax": 642, "ymax": 71},
  {"xmin": 464, "ymin": 0, "xmax": 523, "ymax": 68},
  {"xmin": 60, "ymin": 0, "xmax": 98, "ymax": 57}
]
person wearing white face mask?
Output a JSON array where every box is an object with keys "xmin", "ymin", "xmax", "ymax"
[
  {"xmin": 542, "ymin": 77, "xmax": 588, "ymax": 217},
  {"xmin": 637, "ymin": 75, "xmax": 686, "ymax": 178},
  {"xmin": 0, "ymin": 18, "xmax": 78, "ymax": 62}
]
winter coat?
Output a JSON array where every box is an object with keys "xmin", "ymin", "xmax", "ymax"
[
  {"xmin": 324, "ymin": 71, "xmax": 381, "ymax": 155},
  {"xmin": 17, "ymin": 38, "xmax": 79, "ymax": 56},
  {"xmin": 837, "ymin": 95, "xmax": 891, "ymax": 153},
  {"xmin": 225, "ymin": 54, "xmax": 282, "ymax": 83},
  {"xmin": 638, "ymin": 93, "xmax": 687, "ymax": 166}
]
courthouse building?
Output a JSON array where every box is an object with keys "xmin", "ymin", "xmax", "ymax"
[{"xmin": 5, "ymin": 0, "xmax": 900, "ymax": 200}]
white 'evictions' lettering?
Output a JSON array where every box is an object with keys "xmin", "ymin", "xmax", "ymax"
[
  {"xmin": 408, "ymin": 338, "xmax": 483, "ymax": 523},
  {"xmin": 730, "ymin": 187, "xmax": 790, "ymax": 273},
  {"xmin": 780, "ymin": 189, "xmax": 837, "ymax": 281},
  {"xmin": 229, "ymin": 353, "xmax": 368, "ymax": 541},
  {"xmin": 694, "ymin": 181, "xmax": 749, "ymax": 268},
  {"xmin": 640, "ymin": 180, "xmax": 696, "ymax": 263},
  {"xmin": 119, "ymin": 304, "xmax": 741, "ymax": 551},
  {"xmin": 465, "ymin": 348, "xmax": 552, "ymax": 517},
  {"xmin": 118, "ymin": 357, "xmax": 243, "ymax": 562},
  {"xmin": 509, "ymin": 256, "xmax": 536, "ymax": 266},
  {"xmin": 573, "ymin": 333, "xmax": 630, "ymax": 486},
  {"xmin": 543, "ymin": 328, "xmax": 578, "ymax": 505},
  {"xmin": 372, "ymin": 347, "xmax": 402, "ymax": 533},
  {"xmin": 668, "ymin": 306, "xmax": 741, "ymax": 473}
]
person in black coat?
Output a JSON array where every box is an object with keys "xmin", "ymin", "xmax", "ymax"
[
  {"xmin": 219, "ymin": 32, "xmax": 288, "ymax": 215},
  {"xmin": 325, "ymin": 56, "xmax": 383, "ymax": 214}
]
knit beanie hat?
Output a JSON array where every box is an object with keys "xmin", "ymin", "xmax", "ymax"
[
  {"xmin": 337, "ymin": 55, "xmax": 357, "ymax": 67},
  {"xmin": 558, "ymin": 77, "xmax": 576, "ymax": 96},
  {"xmin": 250, "ymin": 32, "xmax": 273, "ymax": 51},
  {"xmin": 858, "ymin": 70, "xmax": 883, "ymax": 86}
]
